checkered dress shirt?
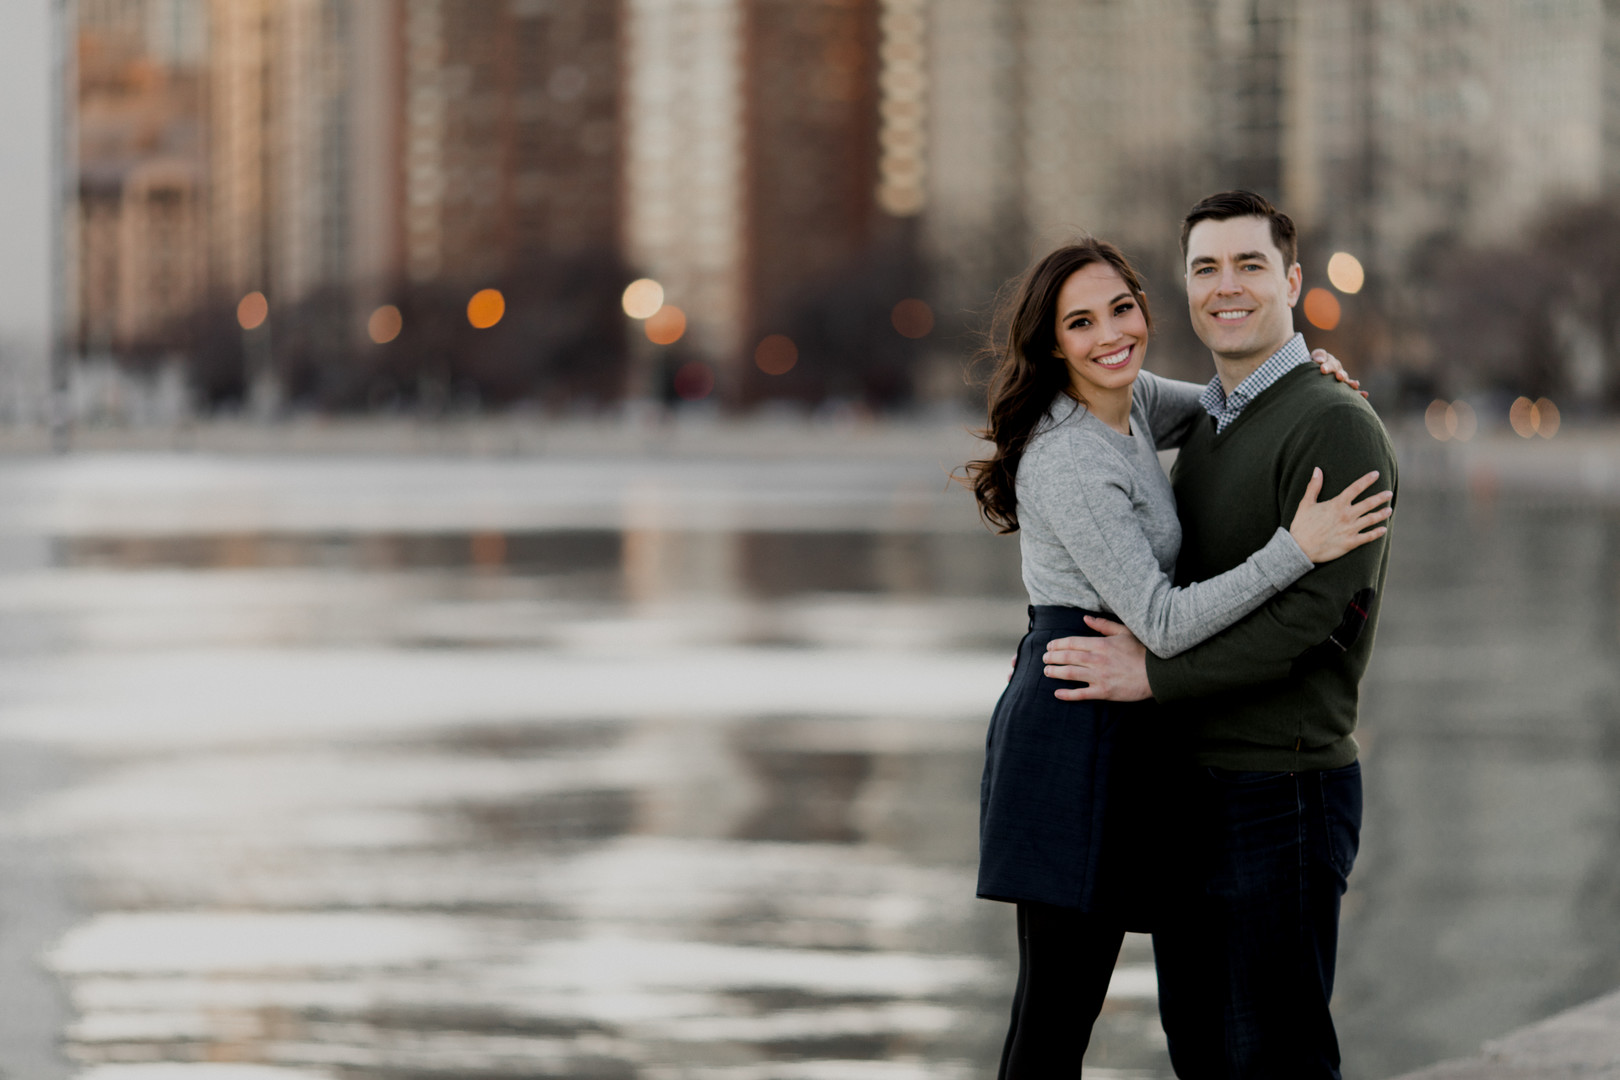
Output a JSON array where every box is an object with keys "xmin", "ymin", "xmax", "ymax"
[{"xmin": 1198, "ymin": 332, "xmax": 1315, "ymax": 434}]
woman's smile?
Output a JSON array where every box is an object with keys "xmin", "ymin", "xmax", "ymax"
[{"xmin": 1091, "ymin": 344, "xmax": 1134, "ymax": 369}]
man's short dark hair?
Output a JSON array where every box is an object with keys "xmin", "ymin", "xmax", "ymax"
[{"xmin": 1180, "ymin": 190, "xmax": 1298, "ymax": 268}]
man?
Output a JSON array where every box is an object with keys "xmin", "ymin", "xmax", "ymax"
[{"xmin": 1041, "ymin": 190, "xmax": 1397, "ymax": 1078}]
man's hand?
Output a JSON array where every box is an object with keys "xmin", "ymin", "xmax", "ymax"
[{"xmin": 1043, "ymin": 617, "xmax": 1152, "ymax": 701}]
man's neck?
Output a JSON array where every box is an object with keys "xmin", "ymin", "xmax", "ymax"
[{"xmin": 1212, "ymin": 334, "xmax": 1293, "ymax": 396}]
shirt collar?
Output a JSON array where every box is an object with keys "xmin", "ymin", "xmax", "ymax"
[{"xmin": 1199, "ymin": 332, "xmax": 1312, "ymax": 416}]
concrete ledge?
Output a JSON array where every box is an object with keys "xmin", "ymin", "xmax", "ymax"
[{"xmin": 1392, "ymin": 989, "xmax": 1620, "ymax": 1079}]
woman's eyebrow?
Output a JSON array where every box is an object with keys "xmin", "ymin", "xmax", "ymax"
[{"xmin": 1062, "ymin": 293, "xmax": 1132, "ymax": 320}]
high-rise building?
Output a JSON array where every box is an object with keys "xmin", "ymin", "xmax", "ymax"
[
  {"xmin": 623, "ymin": 0, "xmax": 746, "ymax": 365},
  {"xmin": 77, "ymin": 0, "xmax": 209, "ymax": 355},
  {"xmin": 625, "ymin": 0, "xmax": 898, "ymax": 395},
  {"xmin": 398, "ymin": 0, "xmax": 622, "ymax": 286},
  {"xmin": 744, "ymin": 0, "xmax": 883, "ymax": 337},
  {"xmin": 207, "ymin": 0, "xmax": 397, "ymax": 310}
]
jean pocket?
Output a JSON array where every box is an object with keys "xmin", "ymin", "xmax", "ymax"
[
  {"xmin": 1321, "ymin": 763, "xmax": 1363, "ymax": 878},
  {"xmin": 1205, "ymin": 767, "xmax": 1290, "ymax": 786}
]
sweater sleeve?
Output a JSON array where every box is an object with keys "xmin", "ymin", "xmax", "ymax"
[
  {"xmin": 1032, "ymin": 427, "xmax": 1316, "ymax": 658},
  {"xmin": 1144, "ymin": 401, "xmax": 1399, "ymax": 700},
  {"xmin": 1135, "ymin": 371, "xmax": 1208, "ymax": 450}
]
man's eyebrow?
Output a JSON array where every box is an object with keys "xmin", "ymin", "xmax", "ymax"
[
  {"xmin": 1189, "ymin": 251, "xmax": 1272, "ymax": 268},
  {"xmin": 1061, "ymin": 292, "xmax": 1132, "ymax": 320}
]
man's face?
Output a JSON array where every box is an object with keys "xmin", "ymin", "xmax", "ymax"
[{"xmin": 1184, "ymin": 215, "xmax": 1303, "ymax": 364}]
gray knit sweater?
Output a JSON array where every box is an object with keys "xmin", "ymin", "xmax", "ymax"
[{"xmin": 1016, "ymin": 371, "xmax": 1314, "ymax": 658}]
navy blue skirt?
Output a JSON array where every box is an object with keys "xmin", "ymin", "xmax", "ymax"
[{"xmin": 977, "ymin": 606, "xmax": 1172, "ymax": 929}]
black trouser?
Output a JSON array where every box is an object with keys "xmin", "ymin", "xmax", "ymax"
[
  {"xmin": 1153, "ymin": 762, "xmax": 1362, "ymax": 1079},
  {"xmin": 998, "ymin": 901, "xmax": 1126, "ymax": 1079}
]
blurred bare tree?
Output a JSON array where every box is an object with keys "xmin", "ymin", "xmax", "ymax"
[{"xmin": 1426, "ymin": 198, "xmax": 1620, "ymax": 410}]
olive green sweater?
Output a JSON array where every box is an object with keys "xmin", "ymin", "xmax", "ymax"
[{"xmin": 1144, "ymin": 364, "xmax": 1399, "ymax": 771}]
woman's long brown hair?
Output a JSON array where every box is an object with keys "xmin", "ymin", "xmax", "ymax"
[{"xmin": 961, "ymin": 239, "xmax": 1154, "ymax": 533}]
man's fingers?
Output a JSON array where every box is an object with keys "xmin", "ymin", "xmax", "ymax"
[
  {"xmin": 1044, "ymin": 635, "xmax": 1087, "ymax": 653},
  {"xmin": 1043, "ymin": 664, "xmax": 1089, "ymax": 682},
  {"xmin": 1082, "ymin": 615, "xmax": 1126, "ymax": 636},
  {"xmin": 1042, "ymin": 647, "xmax": 1098, "ymax": 666},
  {"xmin": 1054, "ymin": 684, "xmax": 1101, "ymax": 702}
]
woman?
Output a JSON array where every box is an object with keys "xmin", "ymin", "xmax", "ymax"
[{"xmin": 962, "ymin": 240, "xmax": 1390, "ymax": 1076}]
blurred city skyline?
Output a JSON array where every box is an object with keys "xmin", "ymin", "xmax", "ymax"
[{"xmin": 23, "ymin": 0, "xmax": 1620, "ymax": 423}]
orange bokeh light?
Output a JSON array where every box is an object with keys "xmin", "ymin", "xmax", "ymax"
[
  {"xmin": 1303, "ymin": 288, "xmax": 1341, "ymax": 331},
  {"xmin": 891, "ymin": 298, "xmax": 934, "ymax": 339},
  {"xmin": 1509, "ymin": 396, "xmax": 1536, "ymax": 438},
  {"xmin": 673, "ymin": 361, "xmax": 714, "ymax": 400},
  {"xmin": 237, "ymin": 291, "xmax": 268, "ymax": 330},
  {"xmin": 1425, "ymin": 399, "xmax": 1476, "ymax": 442},
  {"xmin": 755, "ymin": 334, "xmax": 798, "ymax": 375},
  {"xmin": 368, "ymin": 304, "xmax": 403, "ymax": 344},
  {"xmin": 467, "ymin": 288, "xmax": 506, "ymax": 329},
  {"xmin": 645, "ymin": 305, "xmax": 687, "ymax": 345},
  {"xmin": 1533, "ymin": 397, "xmax": 1560, "ymax": 438}
]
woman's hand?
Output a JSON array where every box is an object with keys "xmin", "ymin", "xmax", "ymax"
[
  {"xmin": 1289, "ymin": 468, "xmax": 1393, "ymax": 563},
  {"xmin": 1312, "ymin": 349, "xmax": 1368, "ymax": 398}
]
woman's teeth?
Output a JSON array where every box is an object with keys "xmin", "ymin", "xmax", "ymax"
[{"xmin": 1094, "ymin": 347, "xmax": 1132, "ymax": 367}]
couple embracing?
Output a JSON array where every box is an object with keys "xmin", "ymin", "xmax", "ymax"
[{"xmin": 966, "ymin": 190, "xmax": 1399, "ymax": 1078}]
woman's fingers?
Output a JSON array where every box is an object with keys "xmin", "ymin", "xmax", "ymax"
[
  {"xmin": 1300, "ymin": 466, "xmax": 1324, "ymax": 506},
  {"xmin": 1329, "ymin": 469, "xmax": 1381, "ymax": 505},
  {"xmin": 1355, "ymin": 503, "xmax": 1394, "ymax": 528},
  {"xmin": 1312, "ymin": 350, "xmax": 1360, "ymax": 386},
  {"xmin": 1349, "ymin": 489, "xmax": 1394, "ymax": 514}
]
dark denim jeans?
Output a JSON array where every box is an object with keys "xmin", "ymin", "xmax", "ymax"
[{"xmin": 1152, "ymin": 761, "xmax": 1362, "ymax": 1079}]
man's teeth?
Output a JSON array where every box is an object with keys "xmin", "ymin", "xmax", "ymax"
[{"xmin": 1216, "ymin": 311, "xmax": 1250, "ymax": 321}]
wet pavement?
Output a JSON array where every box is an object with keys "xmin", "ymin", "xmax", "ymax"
[{"xmin": 0, "ymin": 433, "xmax": 1613, "ymax": 1079}]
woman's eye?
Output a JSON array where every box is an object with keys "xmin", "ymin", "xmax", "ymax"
[
  {"xmin": 1115, "ymin": 303, "xmax": 1134, "ymax": 316},
  {"xmin": 1068, "ymin": 319, "xmax": 1089, "ymax": 329}
]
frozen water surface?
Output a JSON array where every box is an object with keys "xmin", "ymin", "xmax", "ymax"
[{"xmin": 0, "ymin": 445, "xmax": 1614, "ymax": 1079}]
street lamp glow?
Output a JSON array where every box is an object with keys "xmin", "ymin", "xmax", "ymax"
[
  {"xmin": 368, "ymin": 304, "xmax": 403, "ymax": 344},
  {"xmin": 1303, "ymin": 288, "xmax": 1341, "ymax": 331},
  {"xmin": 645, "ymin": 304, "xmax": 687, "ymax": 345},
  {"xmin": 467, "ymin": 288, "xmax": 505, "ymax": 329},
  {"xmin": 621, "ymin": 278, "xmax": 665, "ymax": 320},
  {"xmin": 237, "ymin": 291, "xmax": 268, "ymax": 330},
  {"xmin": 1327, "ymin": 252, "xmax": 1365, "ymax": 294}
]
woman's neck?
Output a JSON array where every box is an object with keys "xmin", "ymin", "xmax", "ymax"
[{"xmin": 1072, "ymin": 383, "xmax": 1132, "ymax": 435}]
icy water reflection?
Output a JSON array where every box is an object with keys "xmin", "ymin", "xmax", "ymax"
[{"xmin": 0, "ymin": 452, "xmax": 1616, "ymax": 1079}]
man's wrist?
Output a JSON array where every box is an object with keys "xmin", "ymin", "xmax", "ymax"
[{"xmin": 1142, "ymin": 650, "xmax": 1179, "ymax": 703}]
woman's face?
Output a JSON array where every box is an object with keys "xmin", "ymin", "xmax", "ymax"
[{"xmin": 1050, "ymin": 263, "xmax": 1148, "ymax": 400}]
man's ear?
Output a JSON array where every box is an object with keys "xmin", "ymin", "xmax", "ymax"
[{"xmin": 1286, "ymin": 262, "xmax": 1303, "ymax": 307}]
